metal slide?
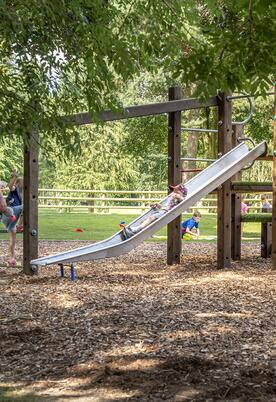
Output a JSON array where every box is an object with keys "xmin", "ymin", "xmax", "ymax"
[{"xmin": 31, "ymin": 141, "xmax": 267, "ymax": 268}]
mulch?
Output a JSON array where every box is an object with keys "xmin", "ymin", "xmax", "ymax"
[{"xmin": 0, "ymin": 240, "xmax": 275, "ymax": 401}]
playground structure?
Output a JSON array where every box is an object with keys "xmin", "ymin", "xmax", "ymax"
[
  {"xmin": 21, "ymin": 87, "xmax": 276, "ymax": 275},
  {"xmin": 30, "ymin": 141, "xmax": 266, "ymax": 269}
]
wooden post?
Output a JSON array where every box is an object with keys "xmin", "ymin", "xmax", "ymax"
[
  {"xmin": 217, "ymin": 93, "xmax": 232, "ymax": 268},
  {"xmin": 231, "ymin": 125, "xmax": 243, "ymax": 260},
  {"xmin": 261, "ymin": 222, "xmax": 272, "ymax": 258},
  {"xmin": 88, "ymin": 192, "xmax": 95, "ymax": 213},
  {"xmin": 23, "ymin": 130, "xmax": 39, "ymax": 275},
  {"xmin": 272, "ymin": 84, "xmax": 276, "ymax": 269},
  {"xmin": 167, "ymin": 86, "xmax": 182, "ymax": 265}
]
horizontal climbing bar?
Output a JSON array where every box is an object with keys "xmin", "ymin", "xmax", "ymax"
[
  {"xmin": 181, "ymin": 127, "xmax": 218, "ymax": 133},
  {"xmin": 181, "ymin": 157, "xmax": 216, "ymax": 162},
  {"xmin": 181, "ymin": 169, "xmax": 203, "ymax": 173}
]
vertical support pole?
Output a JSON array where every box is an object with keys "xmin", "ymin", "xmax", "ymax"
[
  {"xmin": 217, "ymin": 93, "xmax": 232, "ymax": 268},
  {"xmin": 272, "ymin": 84, "xmax": 276, "ymax": 269},
  {"xmin": 167, "ymin": 86, "xmax": 182, "ymax": 265},
  {"xmin": 59, "ymin": 264, "xmax": 65, "ymax": 278},
  {"xmin": 70, "ymin": 264, "xmax": 75, "ymax": 281},
  {"xmin": 261, "ymin": 222, "xmax": 272, "ymax": 258},
  {"xmin": 231, "ymin": 125, "xmax": 243, "ymax": 260},
  {"xmin": 23, "ymin": 130, "xmax": 39, "ymax": 275}
]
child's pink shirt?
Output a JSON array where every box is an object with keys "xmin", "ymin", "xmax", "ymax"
[{"xmin": 241, "ymin": 202, "xmax": 248, "ymax": 213}]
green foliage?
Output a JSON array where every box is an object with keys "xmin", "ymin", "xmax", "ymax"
[
  {"xmin": 1, "ymin": 0, "xmax": 276, "ymax": 155},
  {"xmin": 118, "ymin": 72, "xmax": 170, "ymax": 190},
  {"xmin": 51, "ymin": 124, "xmax": 138, "ymax": 190},
  {"xmin": 0, "ymin": 136, "xmax": 23, "ymax": 181},
  {"xmin": 232, "ymin": 96, "xmax": 273, "ymax": 143},
  {"xmin": 233, "ymin": 95, "xmax": 274, "ymax": 183},
  {"xmin": 173, "ymin": 1, "xmax": 276, "ymax": 96},
  {"xmin": 242, "ymin": 161, "xmax": 272, "ymax": 183},
  {"xmin": 246, "ymin": 97, "xmax": 274, "ymax": 144},
  {"xmin": 1, "ymin": 0, "xmax": 276, "ymax": 188},
  {"xmin": 0, "ymin": 0, "xmax": 183, "ymax": 149}
]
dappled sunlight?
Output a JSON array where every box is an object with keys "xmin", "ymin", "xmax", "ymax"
[
  {"xmin": 102, "ymin": 269, "xmax": 165, "ymax": 278},
  {"xmin": 163, "ymin": 329, "xmax": 197, "ymax": 340},
  {"xmin": 100, "ymin": 342, "xmax": 160, "ymax": 359},
  {"xmin": 203, "ymin": 323, "xmax": 239, "ymax": 335},
  {"xmin": 195, "ymin": 311, "xmax": 254, "ymax": 319},
  {"xmin": 0, "ymin": 242, "xmax": 275, "ymax": 401},
  {"xmin": 178, "ymin": 270, "xmax": 268, "ymax": 286},
  {"xmin": 102, "ymin": 357, "xmax": 161, "ymax": 372},
  {"xmin": 40, "ymin": 292, "xmax": 84, "ymax": 309},
  {"xmin": 2, "ymin": 379, "xmax": 139, "ymax": 400}
]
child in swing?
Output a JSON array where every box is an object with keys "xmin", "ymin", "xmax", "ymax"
[
  {"xmin": 0, "ymin": 180, "xmax": 23, "ymax": 267},
  {"xmin": 121, "ymin": 184, "xmax": 187, "ymax": 240}
]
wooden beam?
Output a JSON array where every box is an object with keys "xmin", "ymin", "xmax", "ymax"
[
  {"xmin": 62, "ymin": 97, "xmax": 218, "ymax": 126},
  {"xmin": 231, "ymin": 125, "xmax": 243, "ymax": 260},
  {"xmin": 272, "ymin": 85, "xmax": 276, "ymax": 269},
  {"xmin": 217, "ymin": 92, "xmax": 232, "ymax": 268},
  {"xmin": 241, "ymin": 213, "xmax": 272, "ymax": 223},
  {"xmin": 23, "ymin": 130, "xmax": 39, "ymax": 275},
  {"xmin": 232, "ymin": 183, "xmax": 272, "ymax": 193},
  {"xmin": 256, "ymin": 155, "xmax": 273, "ymax": 161},
  {"xmin": 167, "ymin": 87, "xmax": 182, "ymax": 265}
]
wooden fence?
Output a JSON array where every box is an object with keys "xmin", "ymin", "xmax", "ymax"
[{"xmin": 35, "ymin": 189, "xmax": 271, "ymax": 214}]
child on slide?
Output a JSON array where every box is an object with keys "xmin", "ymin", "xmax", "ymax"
[
  {"xmin": 121, "ymin": 184, "xmax": 187, "ymax": 240},
  {"xmin": 0, "ymin": 180, "xmax": 23, "ymax": 267}
]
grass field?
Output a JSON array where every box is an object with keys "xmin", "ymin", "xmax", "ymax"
[{"xmin": 0, "ymin": 210, "xmax": 261, "ymax": 241}]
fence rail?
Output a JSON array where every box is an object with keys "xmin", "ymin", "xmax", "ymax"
[{"xmin": 33, "ymin": 189, "xmax": 271, "ymax": 214}]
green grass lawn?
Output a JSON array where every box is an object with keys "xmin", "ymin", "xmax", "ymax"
[{"xmin": 0, "ymin": 211, "xmax": 261, "ymax": 242}]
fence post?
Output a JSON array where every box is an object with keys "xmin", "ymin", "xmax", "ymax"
[
  {"xmin": 217, "ymin": 92, "xmax": 232, "ymax": 268},
  {"xmin": 167, "ymin": 86, "xmax": 182, "ymax": 265},
  {"xmin": 231, "ymin": 124, "xmax": 243, "ymax": 260},
  {"xmin": 23, "ymin": 130, "xmax": 39, "ymax": 275},
  {"xmin": 88, "ymin": 192, "xmax": 95, "ymax": 213}
]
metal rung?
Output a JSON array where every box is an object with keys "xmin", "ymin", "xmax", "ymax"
[
  {"xmin": 181, "ymin": 128, "xmax": 218, "ymax": 133},
  {"xmin": 181, "ymin": 168, "xmax": 203, "ymax": 173},
  {"xmin": 181, "ymin": 157, "xmax": 216, "ymax": 162}
]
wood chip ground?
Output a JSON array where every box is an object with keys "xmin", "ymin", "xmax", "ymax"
[{"xmin": 0, "ymin": 240, "xmax": 275, "ymax": 401}]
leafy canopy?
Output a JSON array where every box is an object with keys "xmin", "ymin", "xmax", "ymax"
[{"xmin": 0, "ymin": 0, "xmax": 276, "ymax": 151}]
